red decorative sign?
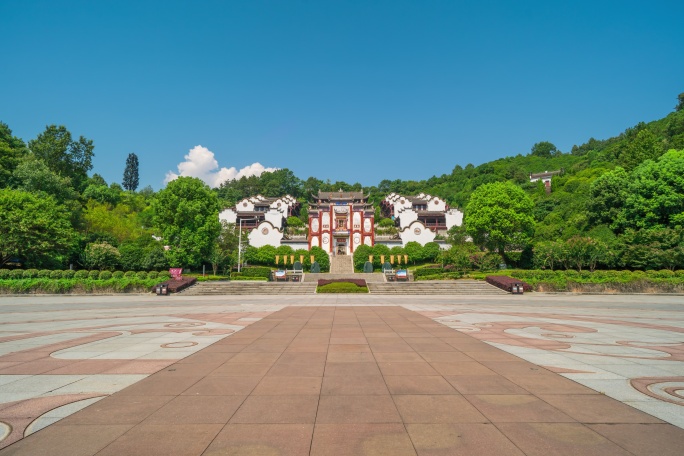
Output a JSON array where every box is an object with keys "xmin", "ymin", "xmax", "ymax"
[{"xmin": 169, "ymin": 268, "xmax": 183, "ymax": 280}]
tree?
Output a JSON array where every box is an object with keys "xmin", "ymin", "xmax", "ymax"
[
  {"xmin": 0, "ymin": 122, "xmax": 28, "ymax": 188},
  {"xmin": 13, "ymin": 157, "xmax": 80, "ymax": 204},
  {"xmin": 151, "ymin": 177, "xmax": 221, "ymax": 268},
  {"xmin": 122, "ymin": 153, "xmax": 140, "ymax": 192},
  {"xmin": 676, "ymin": 92, "xmax": 684, "ymax": 112},
  {"xmin": 465, "ymin": 182, "xmax": 535, "ymax": 256},
  {"xmin": 530, "ymin": 141, "xmax": 558, "ymax": 158},
  {"xmin": 561, "ymin": 236, "xmax": 606, "ymax": 272},
  {"xmin": 618, "ymin": 129, "xmax": 664, "ymax": 170},
  {"xmin": 0, "ymin": 189, "xmax": 75, "ymax": 267},
  {"xmin": 28, "ymin": 125, "xmax": 94, "ymax": 190},
  {"xmin": 82, "ymin": 242, "xmax": 120, "ymax": 271},
  {"xmin": 616, "ymin": 149, "xmax": 684, "ymax": 230},
  {"xmin": 587, "ymin": 167, "xmax": 629, "ymax": 226}
]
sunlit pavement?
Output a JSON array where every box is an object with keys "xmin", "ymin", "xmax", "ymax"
[{"xmin": 0, "ymin": 293, "xmax": 683, "ymax": 454}]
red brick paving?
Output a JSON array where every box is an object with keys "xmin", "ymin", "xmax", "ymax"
[{"xmin": 2, "ymin": 306, "xmax": 683, "ymax": 455}]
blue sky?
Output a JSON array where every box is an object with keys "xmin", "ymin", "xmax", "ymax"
[{"xmin": 2, "ymin": 0, "xmax": 683, "ymax": 190}]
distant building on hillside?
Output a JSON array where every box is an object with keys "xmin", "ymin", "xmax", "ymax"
[
  {"xmin": 529, "ymin": 169, "xmax": 563, "ymax": 193},
  {"xmin": 307, "ymin": 190, "xmax": 375, "ymax": 255},
  {"xmin": 381, "ymin": 193, "xmax": 463, "ymax": 246}
]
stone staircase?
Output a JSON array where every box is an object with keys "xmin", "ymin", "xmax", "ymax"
[
  {"xmin": 367, "ymin": 280, "xmax": 508, "ymax": 295},
  {"xmin": 181, "ymin": 281, "xmax": 317, "ymax": 295},
  {"xmin": 329, "ymin": 255, "xmax": 354, "ymax": 274}
]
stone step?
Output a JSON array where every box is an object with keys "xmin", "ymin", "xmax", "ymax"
[
  {"xmin": 181, "ymin": 282, "xmax": 317, "ymax": 296},
  {"xmin": 182, "ymin": 279, "xmax": 508, "ymax": 295},
  {"xmin": 329, "ymin": 255, "xmax": 354, "ymax": 274},
  {"xmin": 368, "ymin": 281, "xmax": 508, "ymax": 295}
]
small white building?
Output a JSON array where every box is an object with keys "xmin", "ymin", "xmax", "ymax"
[
  {"xmin": 381, "ymin": 193, "xmax": 463, "ymax": 246},
  {"xmin": 219, "ymin": 195, "xmax": 300, "ymax": 247}
]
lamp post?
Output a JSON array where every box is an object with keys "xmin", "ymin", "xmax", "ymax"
[{"xmin": 237, "ymin": 217, "xmax": 257, "ymax": 273}]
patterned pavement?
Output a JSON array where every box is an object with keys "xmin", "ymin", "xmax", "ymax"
[{"xmin": 0, "ymin": 293, "xmax": 682, "ymax": 454}]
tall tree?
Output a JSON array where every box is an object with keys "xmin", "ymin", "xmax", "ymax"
[
  {"xmin": 122, "ymin": 153, "xmax": 139, "ymax": 192},
  {"xmin": 676, "ymin": 92, "xmax": 684, "ymax": 112},
  {"xmin": 151, "ymin": 177, "xmax": 221, "ymax": 268},
  {"xmin": 530, "ymin": 141, "xmax": 559, "ymax": 158},
  {"xmin": 28, "ymin": 125, "xmax": 94, "ymax": 190},
  {"xmin": 0, "ymin": 122, "xmax": 28, "ymax": 188},
  {"xmin": 465, "ymin": 181, "xmax": 535, "ymax": 256},
  {"xmin": 0, "ymin": 189, "xmax": 75, "ymax": 267},
  {"xmin": 617, "ymin": 129, "xmax": 664, "ymax": 170}
]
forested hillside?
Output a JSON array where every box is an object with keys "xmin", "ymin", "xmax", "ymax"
[{"xmin": 1, "ymin": 93, "xmax": 683, "ymax": 272}]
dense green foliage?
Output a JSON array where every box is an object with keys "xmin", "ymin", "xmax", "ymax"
[
  {"xmin": 2, "ymin": 92, "xmax": 683, "ymax": 280},
  {"xmin": 152, "ymin": 177, "xmax": 221, "ymax": 268}
]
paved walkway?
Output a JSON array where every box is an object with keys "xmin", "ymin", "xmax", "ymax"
[{"xmin": 1, "ymin": 302, "xmax": 683, "ymax": 455}]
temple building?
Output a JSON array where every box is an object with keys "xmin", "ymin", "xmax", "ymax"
[
  {"xmin": 218, "ymin": 191, "xmax": 460, "ymax": 252},
  {"xmin": 381, "ymin": 193, "xmax": 463, "ymax": 245},
  {"xmin": 308, "ymin": 191, "xmax": 375, "ymax": 255}
]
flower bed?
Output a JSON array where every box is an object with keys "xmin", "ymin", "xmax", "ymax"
[
  {"xmin": 486, "ymin": 275, "xmax": 532, "ymax": 293},
  {"xmin": 318, "ymin": 278, "xmax": 367, "ymax": 287},
  {"xmin": 317, "ymin": 280, "xmax": 368, "ymax": 293},
  {"xmin": 151, "ymin": 277, "xmax": 197, "ymax": 293}
]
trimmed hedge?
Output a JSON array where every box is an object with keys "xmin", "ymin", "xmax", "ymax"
[
  {"xmin": 99, "ymin": 271, "xmax": 112, "ymax": 280},
  {"xmin": 234, "ymin": 267, "xmax": 272, "ymax": 279},
  {"xmin": 0, "ymin": 278, "xmax": 161, "ymax": 294}
]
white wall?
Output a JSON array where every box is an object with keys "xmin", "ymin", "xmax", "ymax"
[
  {"xmin": 444, "ymin": 209, "xmax": 464, "ymax": 230},
  {"xmin": 248, "ymin": 221, "xmax": 283, "ymax": 248},
  {"xmin": 219, "ymin": 208, "xmax": 237, "ymax": 224},
  {"xmin": 399, "ymin": 221, "xmax": 436, "ymax": 246},
  {"xmin": 265, "ymin": 209, "xmax": 284, "ymax": 229},
  {"xmin": 398, "ymin": 209, "xmax": 418, "ymax": 229}
]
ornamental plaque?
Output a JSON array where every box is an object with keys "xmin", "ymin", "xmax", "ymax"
[
  {"xmin": 261, "ymin": 227, "xmax": 269, "ymax": 235},
  {"xmin": 414, "ymin": 227, "xmax": 421, "ymax": 235}
]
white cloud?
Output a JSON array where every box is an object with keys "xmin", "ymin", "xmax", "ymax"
[{"xmin": 165, "ymin": 145, "xmax": 278, "ymax": 188}]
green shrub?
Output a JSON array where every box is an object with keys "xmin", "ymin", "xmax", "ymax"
[
  {"xmin": 23, "ymin": 269, "xmax": 39, "ymax": 279},
  {"xmin": 50, "ymin": 270, "xmax": 64, "ymax": 279},
  {"xmin": 675, "ymin": 270, "xmax": 684, "ymax": 278},
  {"xmin": 158, "ymin": 271, "xmax": 171, "ymax": 280},
  {"xmin": 112, "ymin": 271, "xmax": 124, "ymax": 279},
  {"xmin": 37, "ymin": 269, "xmax": 52, "ymax": 278},
  {"xmin": 74, "ymin": 270, "xmax": 89, "ymax": 279},
  {"xmin": 238, "ymin": 267, "xmax": 272, "ymax": 279},
  {"xmin": 229, "ymin": 276, "xmax": 268, "ymax": 281},
  {"xmin": 136, "ymin": 271, "xmax": 148, "ymax": 280},
  {"xmin": 10, "ymin": 269, "xmax": 24, "ymax": 279},
  {"xmin": 124, "ymin": 271, "xmax": 136, "ymax": 278},
  {"xmin": 63, "ymin": 269, "xmax": 76, "ymax": 279},
  {"xmin": 648, "ymin": 269, "xmax": 675, "ymax": 278},
  {"xmin": 99, "ymin": 271, "xmax": 112, "ymax": 280},
  {"xmin": 88, "ymin": 270, "xmax": 100, "ymax": 280},
  {"xmin": 147, "ymin": 271, "xmax": 158, "ymax": 280},
  {"xmin": 0, "ymin": 269, "xmax": 10, "ymax": 279}
]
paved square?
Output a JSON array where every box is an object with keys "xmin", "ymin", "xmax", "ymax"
[{"xmin": 0, "ymin": 294, "xmax": 683, "ymax": 454}]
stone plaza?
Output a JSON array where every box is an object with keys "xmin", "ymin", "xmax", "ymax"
[{"xmin": 0, "ymin": 293, "xmax": 683, "ymax": 454}]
